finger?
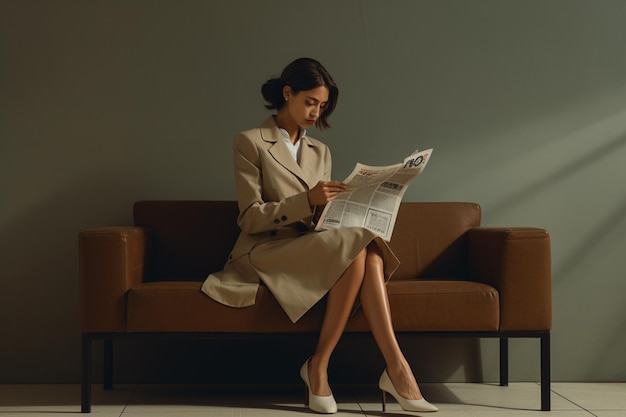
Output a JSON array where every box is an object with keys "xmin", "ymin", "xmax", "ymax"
[
  {"xmin": 328, "ymin": 181, "xmax": 347, "ymax": 188},
  {"xmin": 325, "ymin": 182, "xmax": 347, "ymax": 191}
]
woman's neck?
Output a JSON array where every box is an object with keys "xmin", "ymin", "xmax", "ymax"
[{"xmin": 274, "ymin": 113, "xmax": 300, "ymax": 144}]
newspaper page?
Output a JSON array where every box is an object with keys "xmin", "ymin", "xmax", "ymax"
[{"xmin": 315, "ymin": 148, "xmax": 433, "ymax": 241}]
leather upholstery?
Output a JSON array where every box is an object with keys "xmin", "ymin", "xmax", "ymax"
[{"xmin": 79, "ymin": 201, "xmax": 551, "ymax": 334}]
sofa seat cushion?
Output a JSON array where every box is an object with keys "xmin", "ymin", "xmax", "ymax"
[
  {"xmin": 127, "ymin": 281, "xmax": 326, "ymax": 333},
  {"xmin": 349, "ymin": 280, "xmax": 500, "ymax": 332},
  {"xmin": 127, "ymin": 280, "xmax": 499, "ymax": 333},
  {"xmin": 393, "ymin": 280, "xmax": 500, "ymax": 331}
]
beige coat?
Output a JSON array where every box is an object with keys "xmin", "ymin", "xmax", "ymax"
[{"xmin": 201, "ymin": 117, "xmax": 399, "ymax": 322}]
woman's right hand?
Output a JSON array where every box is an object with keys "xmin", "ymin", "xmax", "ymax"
[{"xmin": 307, "ymin": 181, "xmax": 348, "ymax": 206}]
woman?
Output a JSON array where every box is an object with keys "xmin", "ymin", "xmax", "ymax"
[{"xmin": 201, "ymin": 58, "xmax": 437, "ymax": 414}]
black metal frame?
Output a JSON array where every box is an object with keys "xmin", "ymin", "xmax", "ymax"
[{"xmin": 81, "ymin": 330, "xmax": 550, "ymax": 413}]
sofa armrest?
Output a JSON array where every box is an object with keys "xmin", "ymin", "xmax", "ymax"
[
  {"xmin": 468, "ymin": 227, "xmax": 551, "ymax": 331},
  {"xmin": 79, "ymin": 227, "xmax": 147, "ymax": 333}
]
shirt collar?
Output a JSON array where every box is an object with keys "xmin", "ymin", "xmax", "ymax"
[{"xmin": 278, "ymin": 128, "xmax": 307, "ymax": 143}]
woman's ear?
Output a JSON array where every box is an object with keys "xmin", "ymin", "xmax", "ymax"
[{"xmin": 282, "ymin": 85, "xmax": 292, "ymax": 101}]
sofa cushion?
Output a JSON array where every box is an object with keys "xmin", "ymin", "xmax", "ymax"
[
  {"xmin": 389, "ymin": 202, "xmax": 481, "ymax": 281},
  {"xmin": 134, "ymin": 201, "xmax": 240, "ymax": 282},
  {"xmin": 132, "ymin": 201, "xmax": 482, "ymax": 283},
  {"xmin": 127, "ymin": 280, "xmax": 499, "ymax": 333},
  {"xmin": 127, "ymin": 281, "xmax": 324, "ymax": 333},
  {"xmin": 348, "ymin": 280, "xmax": 499, "ymax": 332}
]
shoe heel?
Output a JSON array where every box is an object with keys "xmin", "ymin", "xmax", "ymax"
[
  {"xmin": 381, "ymin": 389, "xmax": 387, "ymax": 412},
  {"xmin": 304, "ymin": 384, "xmax": 309, "ymax": 406}
]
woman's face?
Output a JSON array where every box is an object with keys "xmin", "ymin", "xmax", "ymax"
[{"xmin": 283, "ymin": 85, "xmax": 329, "ymax": 129}]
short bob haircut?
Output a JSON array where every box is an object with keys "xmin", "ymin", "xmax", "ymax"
[{"xmin": 261, "ymin": 57, "xmax": 339, "ymax": 130}]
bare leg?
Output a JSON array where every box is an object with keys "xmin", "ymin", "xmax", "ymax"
[
  {"xmin": 308, "ymin": 248, "xmax": 366, "ymax": 396},
  {"xmin": 360, "ymin": 242, "xmax": 423, "ymax": 400}
]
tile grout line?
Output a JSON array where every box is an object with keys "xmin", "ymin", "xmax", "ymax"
[
  {"xmin": 547, "ymin": 385, "xmax": 599, "ymax": 417},
  {"xmin": 350, "ymin": 387, "xmax": 382, "ymax": 417},
  {"xmin": 350, "ymin": 385, "xmax": 371, "ymax": 416},
  {"xmin": 119, "ymin": 383, "xmax": 139, "ymax": 416}
]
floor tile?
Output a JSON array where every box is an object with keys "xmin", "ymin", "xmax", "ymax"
[
  {"xmin": 0, "ymin": 384, "xmax": 133, "ymax": 415},
  {"xmin": 353, "ymin": 382, "xmax": 579, "ymax": 414},
  {"xmin": 124, "ymin": 384, "xmax": 362, "ymax": 415},
  {"xmin": 2, "ymin": 382, "xmax": 624, "ymax": 416},
  {"xmin": 552, "ymin": 382, "xmax": 626, "ymax": 411}
]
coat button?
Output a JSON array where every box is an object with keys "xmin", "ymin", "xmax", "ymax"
[
  {"xmin": 270, "ymin": 230, "xmax": 277, "ymax": 237},
  {"xmin": 281, "ymin": 215, "xmax": 288, "ymax": 221},
  {"xmin": 274, "ymin": 218, "xmax": 280, "ymax": 224}
]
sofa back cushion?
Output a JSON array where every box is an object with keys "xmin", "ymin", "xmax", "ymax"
[
  {"xmin": 134, "ymin": 201, "xmax": 481, "ymax": 282},
  {"xmin": 389, "ymin": 202, "xmax": 481, "ymax": 281},
  {"xmin": 134, "ymin": 201, "xmax": 240, "ymax": 282}
]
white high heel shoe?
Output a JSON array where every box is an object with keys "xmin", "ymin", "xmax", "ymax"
[
  {"xmin": 379, "ymin": 369, "xmax": 438, "ymax": 413},
  {"xmin": 300, "ymin": 357, "xmax": 337, "ymax": 414}
]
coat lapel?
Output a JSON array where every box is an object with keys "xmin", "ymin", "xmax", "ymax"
[
  {"xmin": 298, "ymin": 138, "xmax": 323, "ymax": 188},
  {"xmin": 260, "ymin": 117, "xmax": 318, "ymax": 189}
]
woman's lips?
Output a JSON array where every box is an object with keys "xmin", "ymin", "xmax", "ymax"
[{"xmin": 306, "ymin": 119, "xmax": 316, "ymax": 125}]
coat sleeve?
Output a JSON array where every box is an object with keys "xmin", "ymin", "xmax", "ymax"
[{"xmin": 232, "ymin": 132, "xmax": 316, "ymax": 235}]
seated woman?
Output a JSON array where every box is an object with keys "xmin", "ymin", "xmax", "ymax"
[{"xmin": 202, "ymin": 57, "xmax": 437, "ymax": 414}]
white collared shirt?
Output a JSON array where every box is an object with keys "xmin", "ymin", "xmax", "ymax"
[{"xmin": 279, "ymin": 128, "xmax": 306, "ymax": 165}]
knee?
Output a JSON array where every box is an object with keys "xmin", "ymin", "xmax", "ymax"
[
  {"xmin": 348, "ymin": 243, "xmax": 381, "ymax": 275},
  {"xmin": 365, "ymin": 241, "xmax": 384, "ymax": 269},
  {"xmin": 345, "ymin": 248, "xmax": 367, "ymax": 277},
  {"xmin": 353, "ymin": 247, "xmax": 367, "ymax": 267}
]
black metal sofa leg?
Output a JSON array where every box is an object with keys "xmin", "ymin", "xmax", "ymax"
[
  {"xmin": 541, "ymin": 333, "xmax": 551, "ymax": 411},
  {"xmin": 104, "ymin": 339, "xmax": 113, "ymax": 390},
  {"xmin": 81, "ymin": 334, "xmax": 91, "ymax": 413},
  {"xmin": 501, "ymin": 333, "xmax": 550, "ymax": 411},
  {"xmin": 500, "ymin": 337, "xmax": 509, "ymax": 386}
]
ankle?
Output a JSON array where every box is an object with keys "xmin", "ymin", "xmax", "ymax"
[
  {"xmin": 310, "ymin": 354, "xmax": 330, "ymax": 368},
  {"xmin": 385, "ymin": 364, "xmax": 422, "ymax": 401},
  {"xmin": 386, "ymin": 358, "xmax": 411, "ymax": 378},
  {"xmin": 307, "ymin": 357, "xmax": 331, "ymax": 397}
]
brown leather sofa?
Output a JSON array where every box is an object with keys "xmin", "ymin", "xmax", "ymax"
[{"xmin": 79, "ymin": 201, "xmax": 552, "ymax": 412}]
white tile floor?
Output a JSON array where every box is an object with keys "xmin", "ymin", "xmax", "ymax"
[{"xmin": 0, "ymin": 382, "xmax": 624, "ymax": 416}]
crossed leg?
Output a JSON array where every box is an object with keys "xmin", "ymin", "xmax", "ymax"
[
  {"xmin": 307, "ymin": 241, "xmax": 423, "ymax": 400},
  {"xmin": 307, "ymin": 247, "xmax": 365, "ymax": 396}
]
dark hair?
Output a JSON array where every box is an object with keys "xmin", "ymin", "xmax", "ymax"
[{"xmin": 261, "ymin": 57, "xmax": 339, "ymax": 130}]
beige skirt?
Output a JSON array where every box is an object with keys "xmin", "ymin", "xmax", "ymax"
[{"xmin": 248, "ymin": 227, "xmax": 400, "ymax": 323}]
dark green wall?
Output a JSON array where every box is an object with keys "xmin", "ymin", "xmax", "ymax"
[{"xmin": 2, "ymin": 0, "xmax": 626, "ymax": 383}]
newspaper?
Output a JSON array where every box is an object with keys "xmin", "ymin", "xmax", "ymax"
[{"xmin": 315, "ymin": 148, "xmax": 433, "ymax": 241}]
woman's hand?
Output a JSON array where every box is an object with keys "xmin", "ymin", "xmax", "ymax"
[{"xmin": 307, "ymin": 181, "xmax": 348, "ymax": 206}]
